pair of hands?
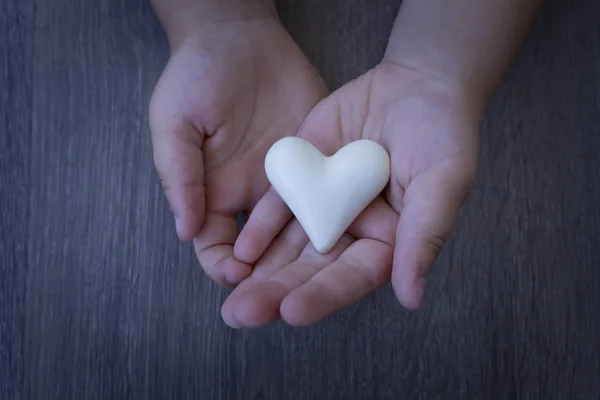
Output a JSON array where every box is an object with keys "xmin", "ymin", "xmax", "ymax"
[{"xmin": 149, "ymin": 11, "xmax": 479, "ymax": 328}]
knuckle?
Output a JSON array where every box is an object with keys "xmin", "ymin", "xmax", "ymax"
[
  {"xmin": 424, "ymin": 234, "xmax": 446, "ymax": 259},
  {"xmin": 193, "ymin": 239, "xmax": 234, "ymax": 288},
  {"xmin": 195, "ymin": 256, "xmax": 227, "ymax": 287}
]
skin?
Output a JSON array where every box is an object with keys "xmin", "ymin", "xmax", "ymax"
[
  {"xmin": 226, "ymin": 0, "xmax": 544, "ymax": 327},
  {"xmin": 149, "ymin": 0, "xmax": 544, "ymax": 327},
  {"xmin": 226, "ymin": 60, "xmax": 479, "ymax": 327},
  {"xmin": 149, "ymin": 0, "xmax": 327, "ymax": 286}
]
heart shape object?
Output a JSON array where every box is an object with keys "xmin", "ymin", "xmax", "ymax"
[{"xmin": 265, "ymin": 137, "xmax": 391, "ymax": 253}]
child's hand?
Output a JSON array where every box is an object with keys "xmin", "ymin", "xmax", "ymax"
[
  {"xmin": 224, "ymin": 62, "xmax": 480, "ymax": 327},
  {"xmin": 149, "ymin": 5, "xmax": 326, "ymax": 286}
]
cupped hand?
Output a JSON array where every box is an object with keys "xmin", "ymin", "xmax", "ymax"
[
  {"xmin": 224, "ymin": 62, "xmax": 481, "ymax": 327},
  {"xmin": 149, "ymin": 15, "xmax": 326, "ymax": 286}
]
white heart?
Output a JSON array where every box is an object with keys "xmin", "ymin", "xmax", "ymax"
[{"xmin": 264, "ymin": 137, "xmax": 391, "ymax": 253}]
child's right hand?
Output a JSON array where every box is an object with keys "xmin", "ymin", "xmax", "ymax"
[{"xmin": 148, "ymin": 1, "xmax": 327, "ymax": 286}]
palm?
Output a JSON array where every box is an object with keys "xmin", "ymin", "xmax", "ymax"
[
  {"xmin": 149, "ymin": 20, "xmax": 326, "ymax": 286},
  {"xmin": 224, "ymin": 62, "xmax": 478, "ymax": 327}
]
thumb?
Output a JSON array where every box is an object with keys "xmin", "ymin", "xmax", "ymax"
[
  {"xmin": 149, "ymin": 110, "xmax": 206, "ymax": 241},
  {"xmin": 392, "ymin": 162, "xmax": 475, "ymax": 309}
]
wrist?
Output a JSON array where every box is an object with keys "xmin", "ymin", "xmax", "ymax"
[
  {"xmin": 151, "ymin": 0, "xmax": 278, "ymax": 48},
  {"xmin": 379, "ymin": 56, "xmax": 487, "ymax": 120},
  {"xmin": 382, "ymin": 49, "xmax": 490, "ymax": 112},
  {"xmin": 383, "ymin": 0, "xmax": 543, "ymax": 109}
]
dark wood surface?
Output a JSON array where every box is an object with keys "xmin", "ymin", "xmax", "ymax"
[{"xmin": 2, "ymin": 0, "xmax": 599, "ymax": 398}]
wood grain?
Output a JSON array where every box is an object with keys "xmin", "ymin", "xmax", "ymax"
[
  {"xmin": 0, "ymin": 0, "xmax": 599, "ymax": 398},
  {"xmin": 1, "ymin": 2, "xmax": 34, "ymax": 399}
]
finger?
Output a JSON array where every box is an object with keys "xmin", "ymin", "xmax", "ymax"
[
  {"xmin": 280, "ymin": 238, "xmax": 393, "ymax": 326},
  {"xmin": 233, "ymin": 187, "xmax": 292, "ymax": 264},
  {"xmin": 392, "ymin": 164, "xmax": 474, "ymax": 310},
  {"xmin": 193, "ymin": 212, "xmax": 252, "ymax": 287},
  {"xmin": 149, "ymin": 111, "xmax": 205, "ymax": 241},
  {"xmin": 250, "ymin": 219, "xmax": 310, "ymax": 281},
  {"xmin": 269, "ymin": 197, "xmax": 396, "ymax": 326},
  {"xmin": 346, "ymin": 197, "xmax": 398, "ymax": 245},
  {"xmin": 295, "ymin": 101, "xmax": 344, "ymax": 156},
  {"xmin": 221, "ymin": 219, "xmax": 308, "ymax": 327},
  {"xmin": 233, "ymin": 100, "xmax": 343, "ymax": 263},
  {"xmin": 226, "ymin": 220, "xmax": 308, "ymax": 303},
  {"xmin": 222, "ymin": 234, "xmax": 354, "ymax": 328}
]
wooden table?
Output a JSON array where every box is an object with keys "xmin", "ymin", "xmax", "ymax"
[{"xmin": 2, "ymin": 0, "xmax": 599, "ymax": 398}]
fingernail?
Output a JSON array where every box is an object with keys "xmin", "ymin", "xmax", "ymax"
[
  {"xmin": 174, "ymin": 215, "xmax": 182, "ymax": 234},
  {"xmin": 225, "ymin": 273, "xmax": 243, "ymax": 286},
  {"xmin": 224, "ymin": 277, "xmax": 238, "ymax": 286}
]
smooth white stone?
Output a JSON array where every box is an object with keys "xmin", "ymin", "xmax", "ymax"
[{"xmin": 264, "ymin": 137, "xmax": 391, "ymax": 253}]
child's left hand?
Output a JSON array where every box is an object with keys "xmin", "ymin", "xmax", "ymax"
[{"xmin": 223, "ymin": 61, "xmax": 481, "ymax": 327}]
